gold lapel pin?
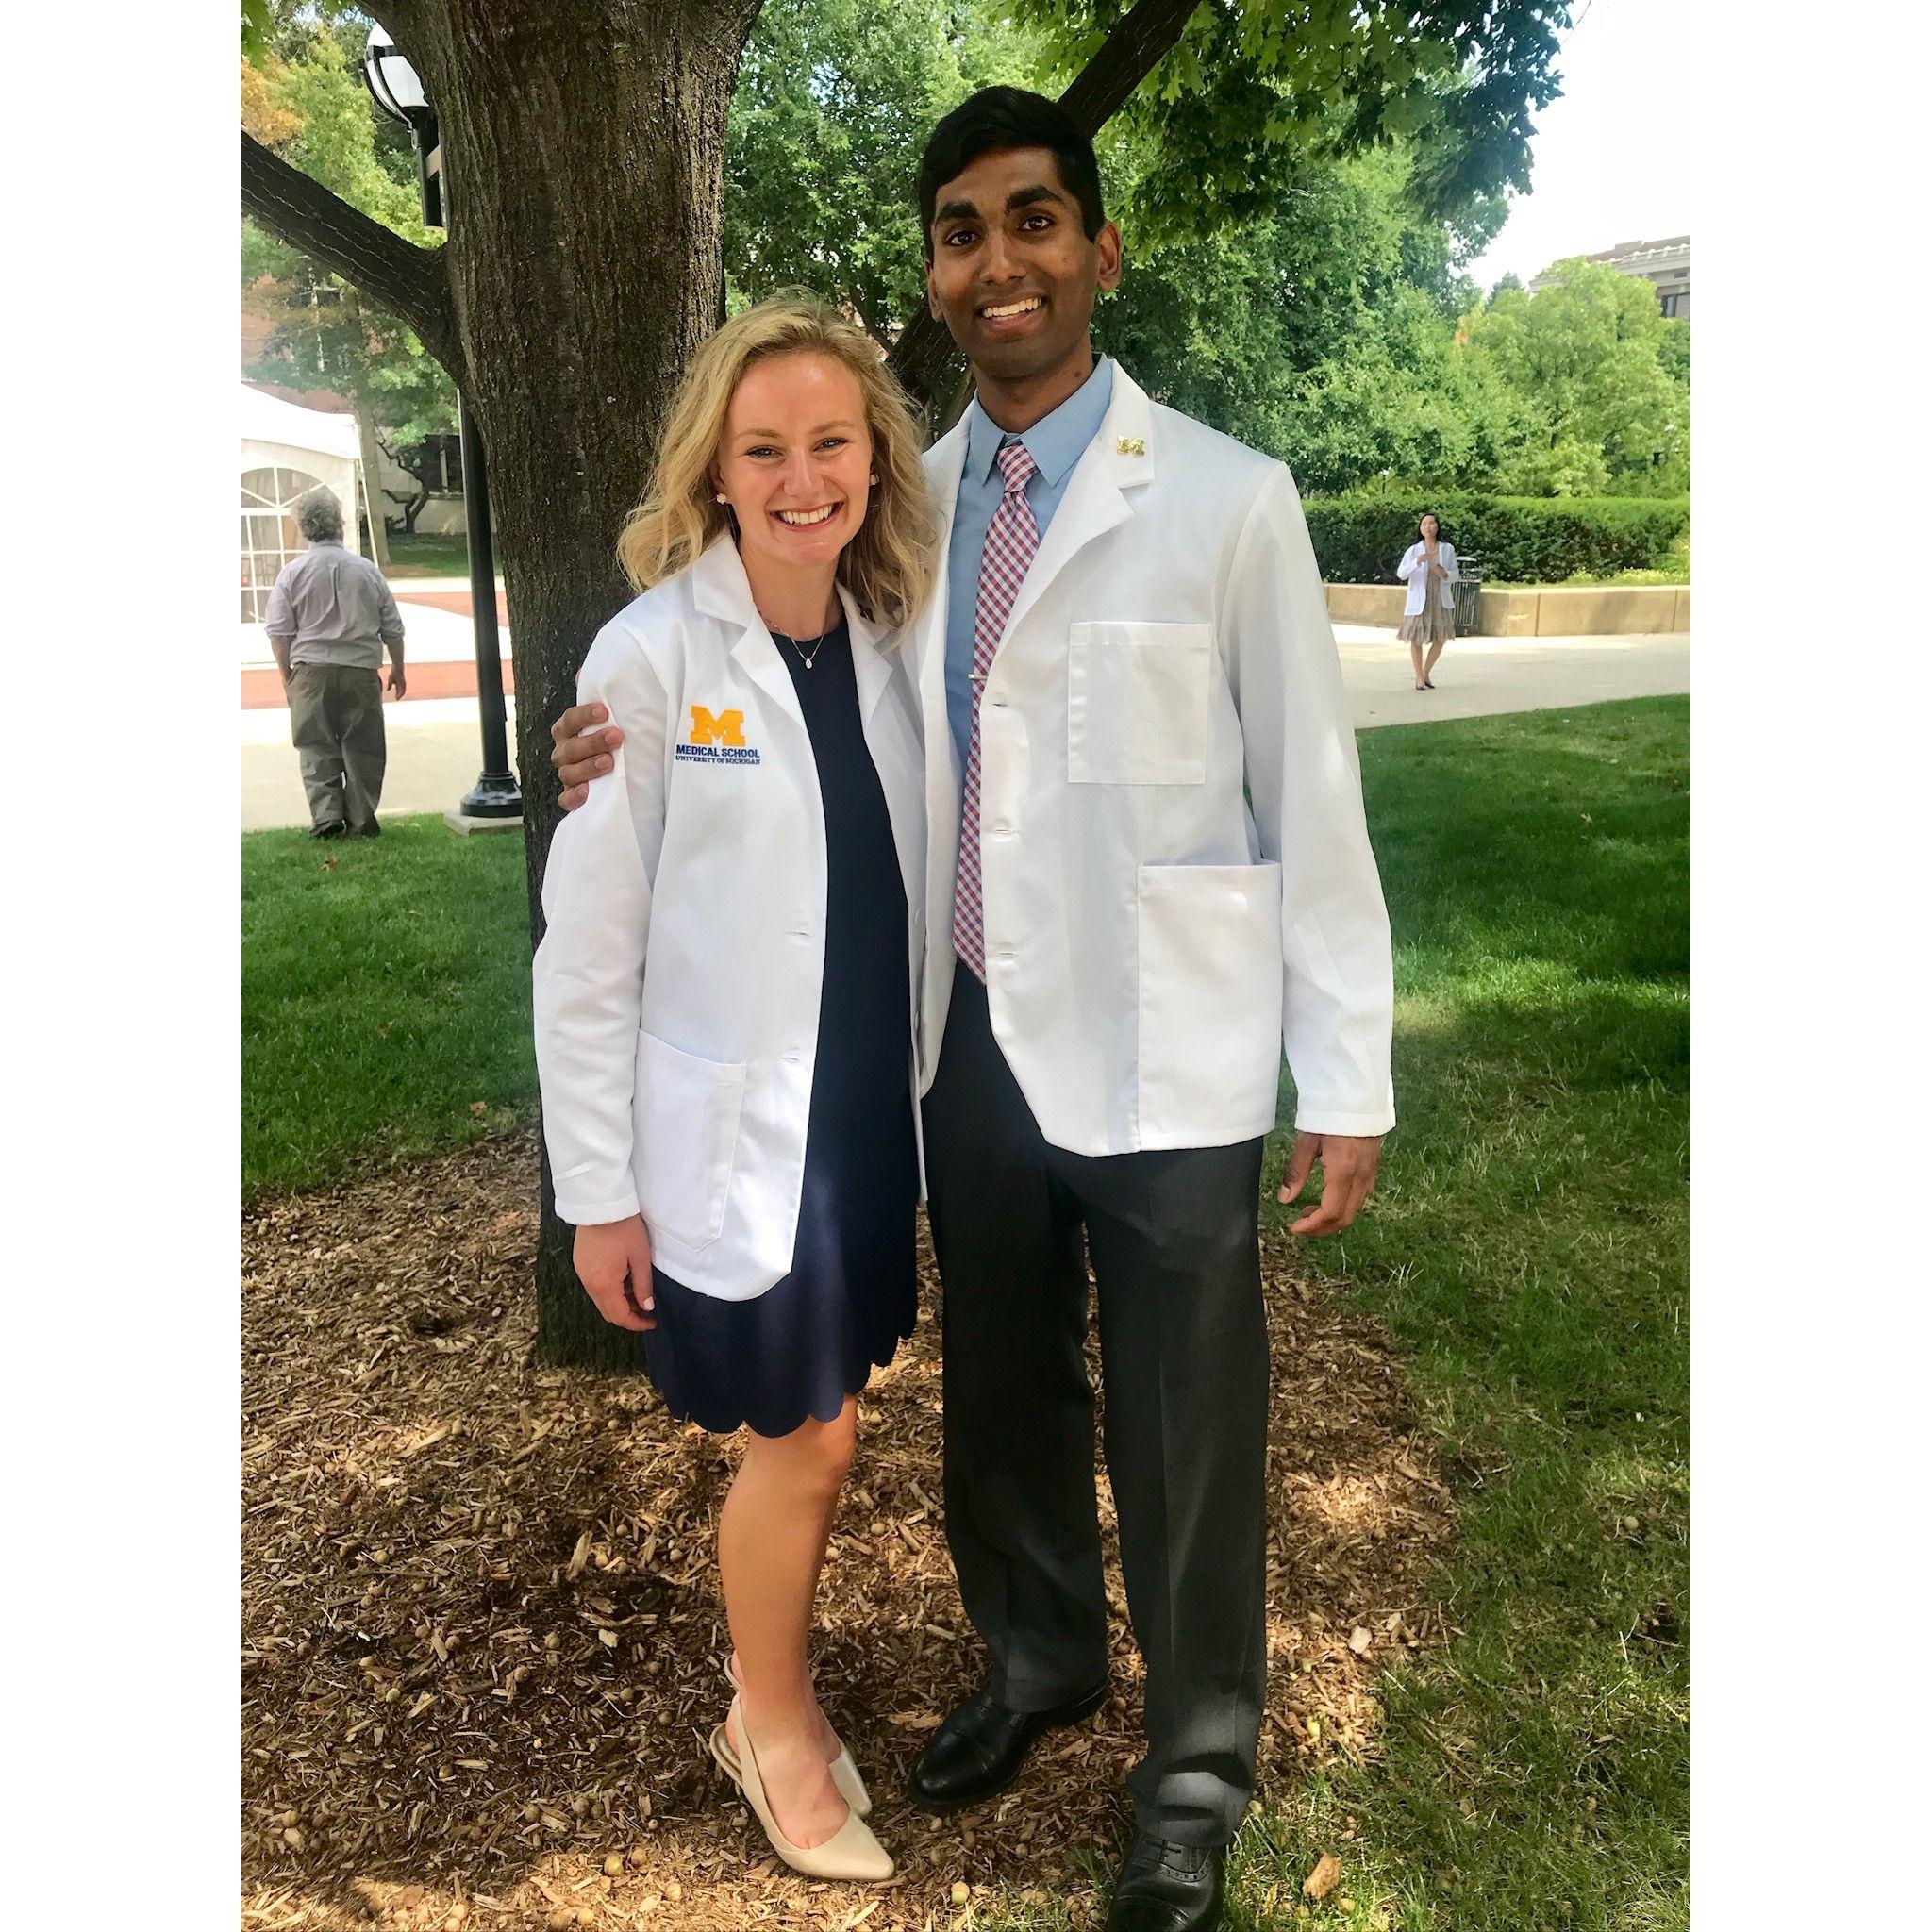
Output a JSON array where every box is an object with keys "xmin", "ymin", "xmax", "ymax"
[{"xmin": 1115, "ymin": 436, "xmax": 1145, "ymax": 457}]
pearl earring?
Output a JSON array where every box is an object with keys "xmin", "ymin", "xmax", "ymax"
[
  {"xmin": 715, "ymin": 492, "xmax": 728, "ymax": 504},
  {"xmin": 870, "ymin": 475, "xmax": 878, "ymax": 486}
]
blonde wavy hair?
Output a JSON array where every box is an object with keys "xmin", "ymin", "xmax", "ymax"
[{"xmin": 617, "ymin": 295, "xmax": 935, "ymax": 631}]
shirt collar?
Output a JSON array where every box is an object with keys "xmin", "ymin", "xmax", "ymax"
[{"xmin": 964, "ymin": 355, "xmax": 1115, "ymax": 489}]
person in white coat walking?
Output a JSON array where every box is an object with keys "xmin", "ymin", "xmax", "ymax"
[
  {"xmin": 549, "ymin": 92, "xmax": 1394, "ymax": 1932},
  {"xmin": 532, "ymin": 298, "xmax": 939, "ymax": 1884},
  {"xmin": 1396, "ymin": 511, "xmax": 1457, "ymax": 689}
]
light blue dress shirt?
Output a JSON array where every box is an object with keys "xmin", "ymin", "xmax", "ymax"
[{"xmin": 942, "ymin": 357, "xmax": 1116, "ymax": 769}]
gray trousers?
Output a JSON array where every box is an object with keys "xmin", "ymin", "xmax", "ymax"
[
  {"xmin": 288, "ymin": 664, "xmax": 386, "ymax": 832},
  {"xmin": 923, "ymin": 972, "xmax": 1270, "ymax": 1848}
]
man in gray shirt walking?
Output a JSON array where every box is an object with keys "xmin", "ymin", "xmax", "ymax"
[{"xmin": 264, "ymin": 488, "xmax": 407, "ymax": 839}]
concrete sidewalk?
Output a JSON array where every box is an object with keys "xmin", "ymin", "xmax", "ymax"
[
  {"xmin": 241, "ymin": 607, "xmax": 510, "ymax": 708},
  {"xmin": 240, "ymin": 626, "xmax": 1689, "ymax": 832},
  {"xmin": 242, "ymin": 696, "xmax": 527, "ymax": 833},
  {"xmin": 1333, "ymin": 625, "xmax": 1690, "ymax": 729}
]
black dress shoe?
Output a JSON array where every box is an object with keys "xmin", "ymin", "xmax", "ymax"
[
  {"xmin": 1103, "ymin": 1835, "xmax": 1227, "ymax": 1932},
  {"xmin": 905, "ymin": 1679, "xmax": 1107, "ymax": 1812},
  {"xmin": 309, "ymin": 821, "xmax": 347, "ymax": 841}
]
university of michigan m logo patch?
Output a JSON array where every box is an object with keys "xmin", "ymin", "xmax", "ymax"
[
  {"xmin": 676, "ymin": 704, "xmax": 760, "ymax": 766},
  {"xmin": 688, "ymin": 706, "xmax": 745, "ymax": 746}
]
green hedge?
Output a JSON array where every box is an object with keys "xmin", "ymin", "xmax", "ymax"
[{"xmin": 1303, "ymin": 493, "xmax": 1690, "ymax": 585}]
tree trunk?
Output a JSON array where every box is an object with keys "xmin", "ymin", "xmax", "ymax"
[
  {"xmin": 353, "ymin": 408, "xmax": 392, "ymax": 567},
  {"xmin": 395, "ymin": 0, "xmax": 762, "ymax": 1368},
  {"xmin": 385, "ymin": 481, "xmax": 429, "ymax": 533}
]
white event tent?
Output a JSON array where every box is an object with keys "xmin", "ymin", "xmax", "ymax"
[{"xmin": 241, "ymin": 385, "xmax": 366, "ymax": 621}]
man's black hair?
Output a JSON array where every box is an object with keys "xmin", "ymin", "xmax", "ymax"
[{"xmin": 916, "ymin": 87, "xmax": 1105, "ymax": 259}]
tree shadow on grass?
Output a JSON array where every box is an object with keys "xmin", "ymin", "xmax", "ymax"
[{"xmin": 1362, "ymin": 698, "xmax": 1690, "ymax": 996}]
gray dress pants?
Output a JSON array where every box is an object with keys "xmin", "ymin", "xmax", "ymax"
[
  {"xmin": 288, "ymin": 664, "xmax": 386, "ymax": 833},
  {"xmin": 922, "ymin": 970, "xmax": 1270, "ymax": 1848}
]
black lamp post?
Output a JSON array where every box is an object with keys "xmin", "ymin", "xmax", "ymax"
[{"xmin": 363, "ymin": 32, "xmax": 522, "ymax": 825}]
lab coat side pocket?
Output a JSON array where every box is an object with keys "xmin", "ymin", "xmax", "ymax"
[
  {"xmin": 631, "ymin": 1028, "xmax": 747, "ymax": 1252},
  {"xmin": 1135, "ymin": 862, "xmax": 1285, "ymax": 1143}
]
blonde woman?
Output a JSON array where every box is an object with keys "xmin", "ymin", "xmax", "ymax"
[
  {"xmin": 533, "ymin": 298, "xmax": 936, "ymax": 1882},
  {"xmin": 1396, "ymin": 511, "xmax": 1457, "ymax": 689}
]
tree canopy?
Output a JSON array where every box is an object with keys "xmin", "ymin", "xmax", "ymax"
[
  {"xmin": 712, "ymin": 0, "xmax": 1667, "ymax": 498},
  {"xmin": 1016, "ymin": 0, "xmax": 1566, "ymax": 245},
  {"xmin": 1460, "ymin": 257, "xmax": 1690, "ymax": 494},
  {"xmin": 243, "ymin": 4, "xmax": 1682, "ymax": 508},
  {"xmin": 242, "ymin": 8, "xmax": 455, "ymax": 452}
]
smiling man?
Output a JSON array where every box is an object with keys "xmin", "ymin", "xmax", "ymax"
[{"xmin": 552, "ymin": 87, "xmax": 1394, "ymax": 1932}]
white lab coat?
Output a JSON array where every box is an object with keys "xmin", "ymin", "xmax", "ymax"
[
  {"xmin": 1396, "ymin": 540, "xmax": 1457, "ymax": 616},
  {"xmin": 532, "ymin": 536, "xmax": 927, "ymax": 1301},
  {"xmin": 907, "ymin": 365, "xmax": 1395, "ymax": 1157}
]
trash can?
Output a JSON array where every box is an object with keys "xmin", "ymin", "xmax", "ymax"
[{"xmin": 1451, "ymin": 556, "xmax": 1485, "ymax": 635}]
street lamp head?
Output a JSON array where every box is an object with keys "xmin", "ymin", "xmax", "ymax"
[
  {"xmin": 363, "ymin": 32, "xmax": 430, "ymax": 125},
  {"xmin": 362, "ymin": 32, "xmax": 442, "ymax": 229}
]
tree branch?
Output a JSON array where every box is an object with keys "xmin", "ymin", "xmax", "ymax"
[
  {"xmin": 887, "ymin": 0, "xmax": 1204, "ymax": 408},
  {"xmin": 1055, "ymin": 0, "xmax": 1203, "ymax": 131},
  {"xmin": 242, "ymin": 131, "xmax": 463, "ymax": 382}
]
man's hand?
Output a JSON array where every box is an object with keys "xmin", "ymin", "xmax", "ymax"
[
  {"xmin": 553, "ymin": 701, "xmax": 625, "ymax": 813},
  {"xmin": 386, "ymin": 663, "xmax": 408, "ymax": 699},
  {"xmin": 573, "ymin": 1215, "xmax": 657, "ymax": 1331},
  {"xmin": 1276, "ymin": 1131, "xmax": 1382, "ymax": 1236}
]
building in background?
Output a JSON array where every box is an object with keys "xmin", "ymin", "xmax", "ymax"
[
  {"xmin": 240, "ymin": 386, "xmax": 368, "ymax": 622},
  {"xmin": 241, "ymin": 378, "xmax": 470, "ymax": 544},
  {"xmin": 1533, "ymin": 235, "xmax": 1690, "ymax": 318}
]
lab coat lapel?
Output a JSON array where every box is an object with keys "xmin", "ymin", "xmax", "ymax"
[
  {"xmin": 841, "ymin": 586, "xmax": 925, "ymax": 915},
  {"xmin": 690, "ymin": 533, "xmax": 806, "ymax": 727},
  {"xmin": 841, "ymin": 586, "xmax": 892, "ymax": 725},
  {"xmin": 915, "ymin": 420, "xmax": 969, "ymax": 809},
  {"xmin": 996, "ymin": 366, "xmax": 1157, "ymax": 649}
]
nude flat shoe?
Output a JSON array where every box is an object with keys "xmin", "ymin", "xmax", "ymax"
[
  {"xmin": 709, "ymin": 1694, "xmax": 894, "ymax": 1882},
  {"xmin": 721, "ymin": 1653, "xmax": 872, "ymax": 1817}
]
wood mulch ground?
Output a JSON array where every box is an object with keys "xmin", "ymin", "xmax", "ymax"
[{"xmin": 243, "ymin": 1131, "xmax": 1457, "ymax": 1932}]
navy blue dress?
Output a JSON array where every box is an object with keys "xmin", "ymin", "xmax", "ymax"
[{"xmin": 641, "ymin": 619, "xmax": 919, "ymax": 1437}]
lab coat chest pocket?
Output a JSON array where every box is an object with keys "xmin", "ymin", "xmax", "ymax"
[
  {"xmin": 1067, "ymin": 622, "xmax": 1211, "ymax": 784},
  {"xmin": 632, "ymin": 1028, "xmax": 747, "ymax": 1251},
  {"xmin": 1137, "ymin": 863, "xmax": 1284, "ymax": 1141}
]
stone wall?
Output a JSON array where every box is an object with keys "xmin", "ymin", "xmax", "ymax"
[{"xmin": 1324, "ymin": 583, "xmax": 1690, "ymax": 636}]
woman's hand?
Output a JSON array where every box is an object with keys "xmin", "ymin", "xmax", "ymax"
[{"xmin": 574, "ymin": 1215, "xmax": 657, "ymax": 1330}]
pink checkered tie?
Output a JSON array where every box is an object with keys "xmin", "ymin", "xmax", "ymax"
[{"xmin": 953, "ymin": 440, "xmax": 1039, "ymax": 981}]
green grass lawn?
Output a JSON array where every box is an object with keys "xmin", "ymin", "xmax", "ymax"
[
  {"xmin": 382, "ymin": 529, "xmax": 478, "ymax": 578},
  {"xmin": 1252, "ymin": 696, "xmax": 1689, "ymax": 1931},
  {"xmin": 242, "ymin": 816, "xmax": 534, "ymax": 1198},
  {"xmin": 241, "ymin": 695, "xmax": 1689, "ymax": 1929}
]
